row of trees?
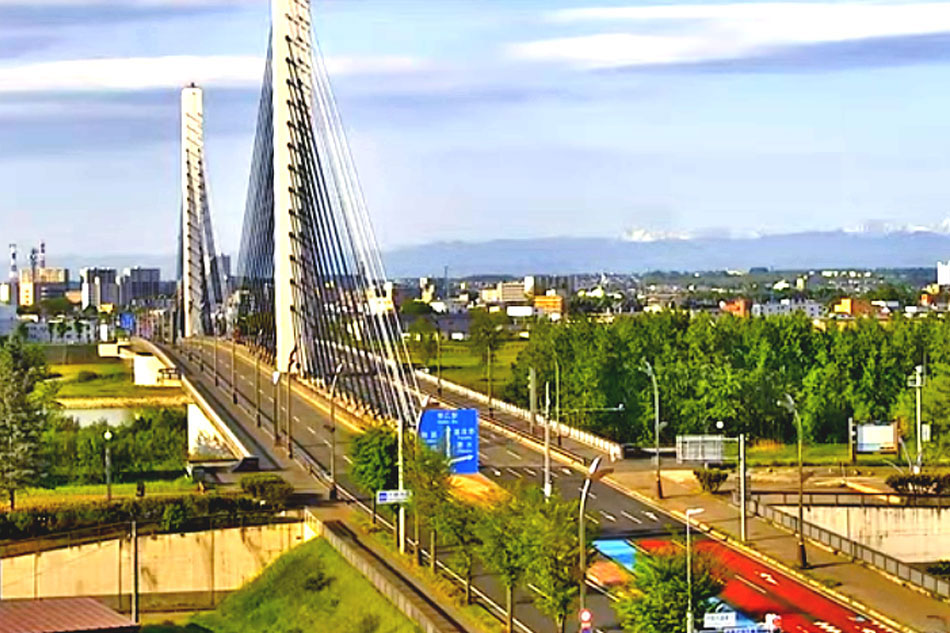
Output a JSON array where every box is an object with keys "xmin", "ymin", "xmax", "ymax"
[
  {"xmin": 350, "ymin": 425, "xmax": 583, "ymax": 633},
  {"xmin": 350, "ymin": 425, "xmax": 724, "ymax": 633},
  {"xmin": 502, "ymin": 312, "xmax": 950, "ymax": 445}
]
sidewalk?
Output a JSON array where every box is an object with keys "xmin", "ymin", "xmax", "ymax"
[{"xmin": 607, "ymin": 468, "xmax": 950, "ymax": 633}]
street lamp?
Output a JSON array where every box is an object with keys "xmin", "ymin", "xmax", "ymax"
[
  {"xmin": 327, "ymin": 362, "xmax": 345, "ymax": 500},
  {"xmin": 779, "ymin": 393, "xmax": 808, "ymax": 569},
  {"xmin": 908, "ymin": 365, "xmax": 925, "ymax": 472},
  {"xmin": 103, "ymin": 429, "xmax": 113, "ymax": 502},
  {"xmin": 685, "ymin": 507, "xmax": 705, "ymax": 633},
  {"xmin": 641, "ymin": 360, "xmax": 663, "ymax": 499},
  {"xmin": 579, "ymin": 456, "xmax": 612, "ymax": 611}
]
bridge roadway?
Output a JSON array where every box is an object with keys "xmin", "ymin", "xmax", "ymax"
[
  {"xmin": 161, "ymin": 337, "xmax": 627, "ymax": 633},
  {"xmin": 165, "ymin": 338, "xmax": 904, "ymax": 633}
]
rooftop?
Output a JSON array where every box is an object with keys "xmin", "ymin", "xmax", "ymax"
[{"xmin": 0, "ymin": 598, "xmax": 138, "ymax": 633}]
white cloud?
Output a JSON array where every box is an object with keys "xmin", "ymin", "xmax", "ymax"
[
  {"xmin": 0, "ymin": 54, "xmax": 427, "ymax": 94},
  {"xmin": 513, "ymin": 2, "xmax": 950, "ymax": 68}
]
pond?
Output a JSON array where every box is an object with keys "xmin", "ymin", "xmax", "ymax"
[{"xmin": 61, "ymin": 408, "xmax": 137, "ymax": 427}]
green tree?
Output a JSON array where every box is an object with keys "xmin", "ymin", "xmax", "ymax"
[
  {"xmin": 350, "ymin": 425, "xmax": 397, "ymax": 525},
  {"xmin": 0, "ymin": 334, "xmax": 52, "ymax": 509},
  {"xmin": 477, "ymin": 493, "xmax": 530, "ymax": 633},
  {"xmin": 408, "ymin": 317, "xmax": 438, "ymax": 368},
  {"xmin": 439, "ymin": 498, "xmax": 481, "ymax": 604},
  {"xmin": 615, "ymin": 547, "xmax": 723, "ymax": 633},
  {"xmin": 406, "ymin": 439, "xmax": 450, "ymax": 568},
  {"xmin": 469, "ymin": 308, "xmax": 507, "ymax": 363},
  {"xmin": 522, "ymin": 489, "xmax": 582, "ymax": 633},
  {"xmin": 401, "ymin": 300, "xmax": 434, "ymax": 317}
]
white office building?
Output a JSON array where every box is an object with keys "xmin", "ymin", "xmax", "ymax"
[{"xmin": 751, "ymin": 299, "xmax": 822, "ymax": 318}]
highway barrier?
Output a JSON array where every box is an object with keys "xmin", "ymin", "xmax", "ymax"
[
  {"xmin": 415, "ymin": 371, "xmax": 624, "ymax": 461},
  {"xmin": 741, "ymin": 491, "xmax": 950, "ymax": 601}
]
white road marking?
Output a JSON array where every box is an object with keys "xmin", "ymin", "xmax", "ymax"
[
  {"xmin": 524, "ymin": 468, "xmax": 537, "ymax": 477},
  {"xmin": 505, "ymin": 467, "xmax": 524, "ymax": 478},
  {"xmin": 735, "ymin": 575, "xmax": 767, "ymax": 594},
  {"xmin": 478, "ymin": 452, "xmax": 488, "ymax": 461},
  {"xmin": 307, "ymin": 427, "xmax": 317, "ymax": 436},
  {"xmin": 505, "ymin": 449, "xmax": 523, "ymax": 460},
  {"xmin": 293, "ymin": 416, "xmax": 301, "ymax": 422},
  {"xmin": 561, "ymin": 467, "xmax": 572, "ymax": 475},
  {"xmin": 758, "ymin": 572, "xmax": 778, "ymax": 586},
  {"xmin": 621, "ymin": 511, "xmax": 642, "ymax": 524},
  {"xmin": 492, "ymin": 469, "xmax": 502, "ymax": 477},
  {"xmin": 599, "ymin": 511, "xmax": 617, "ymax": 522},
  {"xmin": 585, "ymin": 513, "xmax": 600, "ymax": 525},
  {"xmin": 342, "ymin": 455, "xmax": 353, "ymax": 465},
  {"xmin": 643, "ymin": 511, "xmax": 658, "ymax": 522}
]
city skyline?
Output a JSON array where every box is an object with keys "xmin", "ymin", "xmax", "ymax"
[{"xmin": 6, "ymin": 1, "xmax": 950, "ymax": 257}]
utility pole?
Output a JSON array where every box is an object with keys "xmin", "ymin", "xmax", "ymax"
[
  {"xmin": 641, "ymin": 360, "xmax": 663, "ymax": 499},
  {"xmin": 544, "ymin": 382, "xmax": 552, "ymax": 498},
  {"xmin": 685, "ymin": 508, "xmax": 705, "ymax": 633},
  {"xmin": 328, "ymin": 363, "xmax": 345, "ymax": 501},
  {"xmin": 255, "ymin": 332, "xmax": 262, "ymax": 427},
  {"xmin": 213, "ymin": 323, "xmax": 219, "ymax": 386},
  {"xmin": 272, "ymin": 370, "xmax": 280, "ymax": 446},
  {"xmin": 104, "ymin": 430, "xmax": 113, "ymax": 503},
  {"xmin": 436, "ymin": 331, "xmax": 443, "ymax": 396},
  {"xmin": 131, "ymin": 520, "xmax": 139, "ymax": 623},
  {"xmin": 231, "ymin": 335, "xmax": 238, "ymax": 404},
  {"xmin": 487, "ymin": 344, "xmax": 494, "ymax": 418},
  {"xmin": 909, "ymin": 364, "xmax": 925, "ymax": 471},
  {"xmin": 529, "ymin": 367, "xmax": 537, "ymax": 435},
  {"xmin": 781, "ymin": 394, "xmax": 808, "ymax": 569},
  {"xmin": 555, "ymin": 358, "xmax": 561, "ymax": 446},
  {"xmin": 739, "ymin": 433, "xmax": 747, "ymax": 543}
]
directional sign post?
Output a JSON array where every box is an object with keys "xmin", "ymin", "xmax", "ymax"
[
  {"xmin": 376, "ymin": 489, "xmax": 412, "ymax": 506},
  {"xmin": 419, "ymin": 409, "xmax": 479, "ymax": 475},
  {"xmin": 703, "ymin": 612, "xmax": 737, "ymax": 630}
]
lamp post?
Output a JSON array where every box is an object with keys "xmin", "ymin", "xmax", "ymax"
[
  {"xmin": 436, "ymin": 329, "xmax": 443, "ymax": 396},
  {"xmin": 908, "ymin": 365, "xmax": 925, "ymax": 471},
  {"xmin": 103, "ymin": 429, "xmax": 113, "ymax": 502},
  {"xmin": 231, "ymin": 333, "xmax": 238, "ymax": 404},
  {"xmin": 641, "ymin": 360, "xmax": 663, "ymax": 499},
  {"xmin": 685, "ymin": 507, "xmax": 705, "ymax": 633},
  {"xmin": 780, "ymin": 393, "xmax": 808, "ymax": 569},
  {"xmin": 255, "ymin": 330, "xmax": 262, "ymax": 427},
  {"xmin": 487, "ymin": 344, "xmax": 494, "ymax": 418},
  {"xmin": 579, "ymin": 456, "xmax": 612, "ymax": 611},
  {"xmin": 213, "ymin": 320, "xmax": 219, "ymax": 386},
  {"xmin": 544, "ymin": 382, "xmax": 551, "ymax": 498},
  {"xmin": 327, "ymin": 362, "xmax": 345, "ymax": 500}
]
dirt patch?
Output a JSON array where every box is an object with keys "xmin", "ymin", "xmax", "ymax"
[{"xmin": 57, "ymin": 396, "xmax": 191, "ymax": 409}]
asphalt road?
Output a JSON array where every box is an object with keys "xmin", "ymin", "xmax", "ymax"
[{"xmin": 169, "ymin": 337, "xmax": 900, "ymax": 633}]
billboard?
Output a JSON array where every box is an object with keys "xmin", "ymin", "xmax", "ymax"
[
  {"xmin": 419, "ymin": 408, "xmax": 479, "ymax": 475},
  {"xmin": 119, "ymin": 312, "xmax": 136, "ymax": 332},
  {"xmin": 857, "ymin": 423, "xmax": 899, "ymax": 454}
]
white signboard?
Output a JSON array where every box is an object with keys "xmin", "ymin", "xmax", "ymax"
[
  {"xmin": 676, "ymin": 435, "xmax": 725, "ymax": 463},
  {"xmin": 856, "ymin": 423, "xmax": 898, "ymax": 454},
  {"xmin": 376, "ymin": 489, "xmax": 412, "ymax": 505},
  {"xmin": 704, "ymin": 612, "xmax": 737, "ymax": 630}
]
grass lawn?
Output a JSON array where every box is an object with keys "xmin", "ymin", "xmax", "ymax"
[
  {"xmin": 415, "ymin": 340, "xmax": 526, "ymax": 394},
  {"xmin": 49, "ymin": 359, "xmax": 182, "ymax": 399},
  {"xmin": 744, "ymin": 441, "xmax": 950, "ymax": 467},
  {"xmin": 142, "ymin": 538, "xmax": 422, "ymax": 633},
  {"xmin": 17, "ymin": 477, "xmax": 197, "ymax": 509}
]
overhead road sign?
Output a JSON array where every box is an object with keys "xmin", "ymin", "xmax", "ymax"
[{"xmin": 419, "ymin": 408, "xmax": 479, "ymax": 475}]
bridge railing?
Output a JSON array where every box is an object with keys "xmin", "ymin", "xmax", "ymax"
[
  {"xmin": 745, "ymin": 489, "xmax": 950, "ymax": 508},
  {"xmin": 414, "ymin": 370, "xmax": 624, "ymax": 461},
  {"xmin": 737, "ymin": 491, "xmax": 950, "ymax": 600}
]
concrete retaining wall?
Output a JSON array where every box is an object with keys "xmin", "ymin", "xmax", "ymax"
[
  {"xmin": 777, "ymin": 504, "xmax": 950, "ymax": 563},
  {"xmin": 0, "ymin": 521, "xmax": 315, "ymax": 609}
]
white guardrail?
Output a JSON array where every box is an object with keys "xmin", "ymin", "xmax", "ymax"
[{"xmin": 414, "ymin": 370, "xmax": 623, "ymax": 461}]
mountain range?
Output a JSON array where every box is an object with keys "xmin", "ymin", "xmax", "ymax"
[{"xmin": 52, "ymin": 229, "xmax": 950, "ymax": 281}]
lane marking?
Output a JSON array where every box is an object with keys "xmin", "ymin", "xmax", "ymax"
[
  {"xmin": 505, "ymin": 448, "xmax": 523, "ymax": 460},
  {"xmin": 561, "ymin": 467, "xmax": 572, "ymax": 475},
  {"xmin": 505, "ymin": 467, "xmax": 524, "ymax": 478},
  {"xmin": 643, "ymin": 511, "xmax": 658, "ymax": 522},
  {"xmin": 735, "ymin": 574, "xmax": 767, "ymax": 595},
  {"xmin": 599, "ymin": 511, "xmax": 617, "ymax": 522},
  {"xmin": 585, "ymin": 513, "xmax": 600, "ymax": 525},
  {"xmin": 343, "ymin": 455, "xmax": 353, "ymax": 465},
  {"xmin": 621, "ymin": 511, "xmax": 642, "ymax": 524},
  {"xmin": 524, "ymin": 468, "xmax": 537, "ymax": 477}
]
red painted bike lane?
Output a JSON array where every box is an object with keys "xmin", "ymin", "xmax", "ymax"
[{"xmin": 638, "ymin": 540, "xmax": 898, "ymax": 633}]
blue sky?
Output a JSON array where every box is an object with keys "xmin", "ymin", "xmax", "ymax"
[{"xmin": 4, "ymin": 0, "xmax": 950, "ymax": 261}]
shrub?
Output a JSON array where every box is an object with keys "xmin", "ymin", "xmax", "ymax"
[
  {"xmin": 240, "ymin": 473, "xmax": 294, "ymax": 508},
  {"xmin": 885, "ymin": 473, "xmax": 950, "ymax": 496},
  {"xmin": 75, "ymin": 370, "xmax": 99, "ymax": 382},
  {"xmin": 161, "ymin": 503, "xmax": 187, "ymax": 532},
  {"xmin": 693, "ymin": 467, "xmax": 729, "ymax": 493},
  {"xmin": 926, "ymin": 560, "xmax": 950, "ymax": 578}
]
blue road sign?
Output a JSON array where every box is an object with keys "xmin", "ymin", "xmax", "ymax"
[
  {"xmin": 119, "ymin": 312, "xmax": 135, "ymax": 332},
  {"xmin": 418, "ymin": 409, "xmax": 479, "ymax": 475}
]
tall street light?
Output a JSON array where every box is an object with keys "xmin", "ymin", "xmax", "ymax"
[
  {"xmin": 255, "ymin": 330, "xmax": 263, "ymax": 427},
  {"xmin": 579, "ymin": 456, "xmax": 612, "ymax": 610},
  {"xmin": 780, "ymin": 393, "xmax": 808, "ymax": 569},
  {"xmin": 103, "ymin": 429, "xmax": 113, "ymax": 502},
  {"xmin": 327, "ymin": 362, "xmax": 346, "ymax": 500},
  {"xmin": 685, "ymin": 507, "xmax": 705, "ymax": 633},
  {"xmin": 641, "ymin": 360, "xmax": 663, "ymax": 499},
  {"xmin": 908, "ymin": 364, "xmax": 925, "ymax": 472}
]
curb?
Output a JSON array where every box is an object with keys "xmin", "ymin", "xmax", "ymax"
[{"xmin": 600, "ymin": 475, "xmax": 919, "ymax": 633}]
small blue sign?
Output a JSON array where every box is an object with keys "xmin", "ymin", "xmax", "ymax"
[
  {"xmin": 119, "ymin": 312, "xmax": 135, "ymax": 332},
  {"xmin": 419, "ymin": 409, "xmax": 479, "ymax": 475}
]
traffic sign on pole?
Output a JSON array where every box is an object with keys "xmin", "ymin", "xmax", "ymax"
[
  {"xmin": 376, "ymin": 489, "xmax": 412, "ymax": 505},
  {"xmin": 579, "ymin": 608, "xmax": 592, "ymax": 632}
]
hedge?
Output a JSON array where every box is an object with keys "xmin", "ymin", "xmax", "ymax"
[
  {"xmin": 693, "ymin": 467, "xmax": 730, "ymax": 493},
  {"xmin": 885, "ymin": 473, "xmax": 950, "ymax": 496},
  {"xmin": 0, "ymin": 493, "xmax": 275, "ymax": 541},
  {"xmin": 239, "ymin": 473, "xmax": 294, "ymax": 508}
]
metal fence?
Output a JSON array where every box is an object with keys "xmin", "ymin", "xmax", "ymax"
[
  {"xmin": 747, "ymin": 489, "xmax": 950, "ymax": 508},
  {"xmin": 743, "ymin": 495, "xmax": 950, "ymax": 600}
]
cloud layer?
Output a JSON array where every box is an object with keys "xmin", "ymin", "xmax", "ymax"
[{"xmin": 513, "ymin": 2, "xmax": 950, "ymax": 68}]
